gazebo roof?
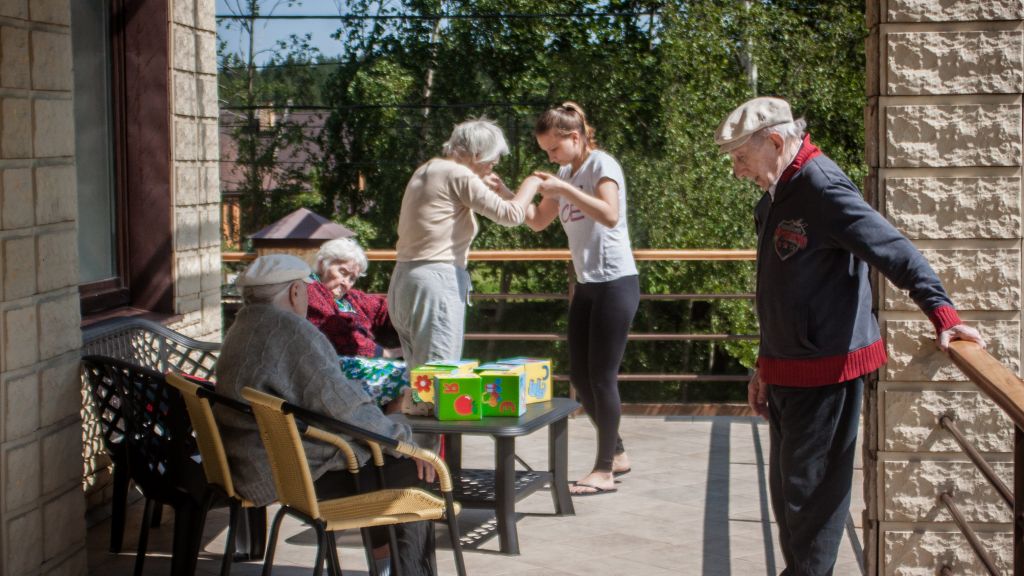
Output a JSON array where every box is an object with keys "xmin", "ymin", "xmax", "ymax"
[{"xmin": 249, "ymin": 207, "xmax": 354, "ymax": 241}]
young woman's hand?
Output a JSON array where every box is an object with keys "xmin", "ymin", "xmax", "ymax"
[{"xmin": 532, "ymin": 171, "xmax": 568, "ymax": 199}]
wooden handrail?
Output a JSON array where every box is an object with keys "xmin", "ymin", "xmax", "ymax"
[
  {"xmin": 935, "ymin": 342, "xmax": 1024, "ymax": 574},
  {"xmin": 947, "ymin": 340, "xmax": 1024, "ymax": 430},
  {"xmin": 222, "ymin": 248, "xmax": 757, "ymax": 263}
]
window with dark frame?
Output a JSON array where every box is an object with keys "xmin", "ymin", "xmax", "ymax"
[
  {"xmin": 74, "ymin": 0, "xmax": 175, "ymax": 319},
  {"xmin": 73, "ymin": 0, "xmax": 129, "ymax": 314}
]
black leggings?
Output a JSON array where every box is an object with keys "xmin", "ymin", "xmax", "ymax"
[
  {"xmin": 314, "ymin": 456, "xmax": 436, "ymax": 576},
  {"xmin": 568, "ymin": 274, "xmax": 639, "ymax": 472}
]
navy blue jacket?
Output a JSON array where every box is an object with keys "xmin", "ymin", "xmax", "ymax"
[{"xmin": 754, "ymin": 137, "xmax": 960, "ymax": 386}]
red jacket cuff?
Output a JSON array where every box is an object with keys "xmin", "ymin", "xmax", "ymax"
[{"xmin": 928, "ymin": 305, "xmax": 962, "ymax": 335}]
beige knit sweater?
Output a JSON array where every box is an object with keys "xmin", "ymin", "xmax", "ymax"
[
  {"xmin": 395, "ymin": 158, "xmax": 526, "ymax": 268},
  {"xmin": 214, "ymin": 303, "xmax": 412, "ymax": 506}
]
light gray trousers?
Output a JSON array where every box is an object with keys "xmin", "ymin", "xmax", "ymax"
[{"xmin": 387, "ymin": 261, "xmax": 471, "ymax": 370}]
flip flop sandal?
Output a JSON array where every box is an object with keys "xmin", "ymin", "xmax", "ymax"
[
  {"xmin": 571, "ymin": 482, "xmax": 618, "ymax": 496},
  {"xmin": 613, "ymin": 468, "xmax": 632, "ymax": 478}
]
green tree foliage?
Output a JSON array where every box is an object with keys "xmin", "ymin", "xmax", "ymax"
[
  {"xmin": 219, "ymin": 0, "xmax": 333, "ymax": 243},
  {"xmin": 219, "ymin": 0, "xmax": 866, "ymax": 401}
]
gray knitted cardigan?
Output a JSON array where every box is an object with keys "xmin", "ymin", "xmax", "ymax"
[{"xmin": 215, "ymin": 303, "xmax": 413, "ymax": 506}]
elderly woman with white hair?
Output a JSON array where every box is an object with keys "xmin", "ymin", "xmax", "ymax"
[
  {"xmin": 387, "ymin": 118, "xmax": 537, "ymax": 368},
  {"xmin": 307, "ymin": 236, "xmax": 408, "ymax": 408}
]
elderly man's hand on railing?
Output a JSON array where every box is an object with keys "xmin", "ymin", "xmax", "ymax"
[{"xmin": 938, "ymin": 324, "xmax": 987, "ymax": 352}]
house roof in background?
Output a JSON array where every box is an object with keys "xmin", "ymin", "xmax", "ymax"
[{"xmin": 249, "ymin": 207, "xmax": 354, "ymax": 240}]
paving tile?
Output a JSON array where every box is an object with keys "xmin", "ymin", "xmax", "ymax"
[{"xmin": 84, "ymin": 416, "xmax": 866, "ymax": 575}]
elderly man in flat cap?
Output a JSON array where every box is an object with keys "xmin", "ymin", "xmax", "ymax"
[
  {"xmin": 216, "ymin": 254, "xmax": 436, "ymax": 576},
  {"xmin": 716, "ymin": 97, "xmax": 985, "ymax": 575}
]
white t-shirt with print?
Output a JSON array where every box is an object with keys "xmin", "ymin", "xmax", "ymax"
[{"xmin": 556, "ymin": 150, "xmax": 638, "ymax": 284}]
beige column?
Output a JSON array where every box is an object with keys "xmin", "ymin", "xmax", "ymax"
[
  {"xmin": 0, "ymin": 1, "xmax": 88, "ymax": 574},
  {"xmin": 865, "ymin": 0, "xmax": 1023, "ymax": 573},
  {"xmin": 169, "ymin": 0, "xmax": 222, "ymax": 341}
]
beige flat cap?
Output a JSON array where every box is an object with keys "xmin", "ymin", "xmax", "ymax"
[
  {"xmin": 236, "ymin": 254, "xmax": 314, "ymax": 288},
  {"xmin": 714, "ymin": 97, "xmax": 793, "ymax": 153}
]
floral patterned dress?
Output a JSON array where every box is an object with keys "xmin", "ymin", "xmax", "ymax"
[{"xmin": 306, "ymin": 275, "xmax": 409, "ymax": 407}]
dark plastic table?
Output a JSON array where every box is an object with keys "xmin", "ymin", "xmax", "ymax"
[{"xmin": 394, "ymin": 397, "xmax": 579, "ymax": 554}]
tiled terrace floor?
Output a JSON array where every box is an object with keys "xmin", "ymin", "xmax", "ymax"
[{"xmin": 87, "ymin": 415, "xmax": 865, "ymax": 576}]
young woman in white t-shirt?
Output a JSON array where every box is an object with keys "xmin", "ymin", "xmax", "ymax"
[{"xmin": 522, "ymin": 102, "xmax": 640, "ymax": 496}]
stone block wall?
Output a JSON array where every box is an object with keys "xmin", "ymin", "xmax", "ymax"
[
  {"xmin": 0, "ymin": 1, "xmax": 88, "ymax": 574},
  {"xmin": 169, "ymin": 0, "xmax": 221, "ymax": 342},
  {"xmin": 866, "ymin": 1, "xmax": 1022, "ymax": 574}
]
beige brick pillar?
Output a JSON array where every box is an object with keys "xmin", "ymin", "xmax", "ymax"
[
  {"xmin": 865, "ymin": 1, "xmax": 1023, "ymax": 573},
  {"xmin": 0, "ymin": 1, "xmax": 88, "ymax": 574},
  {"xmin": 169, "ymin": 0, "xmax": 222, "ymax": 341}
]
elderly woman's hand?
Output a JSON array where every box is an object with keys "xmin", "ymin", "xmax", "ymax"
[
  {"xmin": 482, "ymin": 173, "xmax": 513, "ymax": 199},
  {"xmin": 381, "ymin": 347, "xmax": 403, "ymax": 359}
]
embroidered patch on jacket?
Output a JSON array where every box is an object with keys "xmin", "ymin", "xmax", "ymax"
[{"xmin": 774, "ymin": 219, "xmax": 808, "ymax": 261}]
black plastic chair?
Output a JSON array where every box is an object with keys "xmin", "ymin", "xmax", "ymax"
[
  {"xmin": 82, "ymin": 355, "xmax": 235, "ymax": 576},
  {"xmin": 81, "ymin": 317, "xmax": 221, "ymax": 554},
  {"xmin": 81, "ymin": 357, "xmax": 132, "ymax": 553}
]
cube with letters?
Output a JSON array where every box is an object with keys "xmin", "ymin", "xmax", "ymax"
[
  {"xmin": 496, "ymin": 357, "xmax": 552, "ymax": 404},
  {"xmin": 435, "ymin": 373, "xmax": 483, "ymax": 421},
  {"xmin": 423, "ymin": 359, "xmax": 479, "ymax": 373},
  {"xmin": 402, "ymin": 365, "xmax": 455, "ymax": 416},
  {"xmin": 476, "ymin": 364, "xmax": 527, "ymax": 417}
]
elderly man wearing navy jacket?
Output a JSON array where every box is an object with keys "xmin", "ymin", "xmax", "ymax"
[{"xmin": 716, "ymin": 97, "xmax": 985, "ymax": 576}]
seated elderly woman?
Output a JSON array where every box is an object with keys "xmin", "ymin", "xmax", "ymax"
[{"xmin": 306, "ymin": 237, "xmax": 408, "ymax": 408}]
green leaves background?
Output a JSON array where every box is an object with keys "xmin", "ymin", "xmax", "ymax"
[{"xmin": 219, "ymin": 0, "xmax": 866, "ymax": 401}]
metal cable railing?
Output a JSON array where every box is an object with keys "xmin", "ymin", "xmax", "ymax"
[
  {"xmin": 940, "ymin": 341, "xmax": 1024, "ymax": 575},
  {"xmin": 224, "ymin": 248, "xmax": 758, "ymax": 408}
]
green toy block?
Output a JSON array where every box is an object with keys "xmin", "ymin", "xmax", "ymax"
[
  {"xmin": 423, "ymin": 359, "xmax": 479, "ymax": 373},
  {"xmin": 435, "ymin": 373, "xmax": 483, "ymax": 421},
  {"xmin": 472, "ymin": 362, "xmax": 514, "ymax": 373},
  {"xmin": 496, "ymin": 357, "xmax": 553, "ymax": 404},
  {"xmin": 477, "ymin": 365, "xmax": 527, "ymax": 417}
]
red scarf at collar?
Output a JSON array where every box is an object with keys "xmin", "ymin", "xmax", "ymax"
[{"xmin": 777, "ymin": 134, "xmax": 821, "ymax": 186}]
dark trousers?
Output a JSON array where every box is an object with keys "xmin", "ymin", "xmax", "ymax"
[
  {"xmin": 568, "ymin": 274, "xmax": 639, "ymax": 471},
  {"xmin": 768, "ymin": 377, "xmax": 862, "ymax": 576},
  {"xmin": 315, "ymin": 456, "xmax": 436, "ymax": 576}
]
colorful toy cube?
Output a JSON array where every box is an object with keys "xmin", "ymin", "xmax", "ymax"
[
  {"xmin": 404, "ymin": 365, "xmax": 456, "ymax": 415},
  {"xmin": 496, "ymin": 357, "xmax": 552, "ymax": 404},
  {"xmin": 398, "ymin": 388, "xmax": 433, "ymax": 416},
  {"xmin": 423, "ymin": 359, "xmax": 479, "ymax": 373},
  {"xmin": 435, "ymin": 373, "xmax": 483, "ymax": 421},
  {"xmin": 472, "ymin": 362, "xmax": 515, "ymax": 373},
  {"xmin": 477, "ymin": 365, "xmax": 527, "ymax": 417}
]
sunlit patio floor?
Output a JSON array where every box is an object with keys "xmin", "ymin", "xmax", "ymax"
[{"xmin": 87, "ymin": 414, "xmax": 866, "ymax": 576}]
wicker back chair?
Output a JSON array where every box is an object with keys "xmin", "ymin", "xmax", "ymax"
[
  {"xmin": 165, "ymin": 371, "xmax": 267, "ymax": 576},
  {"xmin": 81, "ymin": 317, "xmax": 221, "ymax": 554},
  {"xmin": 241, "ymin": 387, "xmax": 467, "ymax": 576}
]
